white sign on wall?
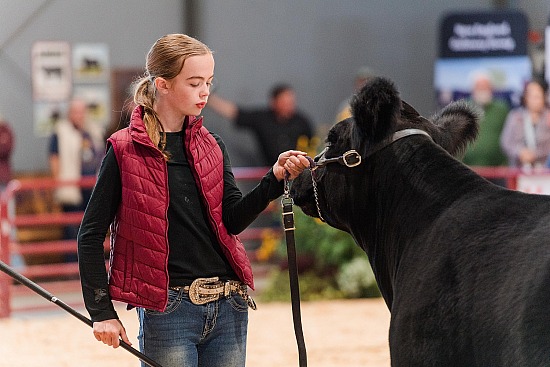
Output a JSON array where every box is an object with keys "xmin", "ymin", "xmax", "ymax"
[
  {"xmin": 72, "ymin": 43, "xmax": 110, "ymax": 83},
  {"xmin": 516, "ymin": 174, "xmax": 550, "ymax": 195},
  {"xmin": 31, "ymin": 41, "xmax": 110, "ymax": 138},
  {"xmin": 31, "ymin": 41, "xmax": 72, "ymax": 102}
]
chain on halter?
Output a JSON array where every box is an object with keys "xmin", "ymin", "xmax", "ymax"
[
  {"xmin": 307, "ymin": 150, "xmax": 362, "ymax": 222},
  {"xmin": 305, "ymin": 128, "xmax": 432, "ymax": 223},
  {"xmin": 281, "ymin": 149, "xmax": 364, "ymax": 367},
  {"xmin": 306, "ymin": 157, "xmax": 326, "ymax": 222},
  {"xmin": 282, "ymin": 157, "xmax": 326, "ymax": 222}
]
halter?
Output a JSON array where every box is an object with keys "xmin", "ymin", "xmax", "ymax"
[
  {"xmin": 312, "ymin": 148, "xmax": 362, "ymax": 170},
  {"xmin": 309, "ymin": 128, "xmax": 431, "ymax": 221}
]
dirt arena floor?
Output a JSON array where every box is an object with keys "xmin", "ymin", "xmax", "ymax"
[{"xmin": 0, "ymin": 298, "xmax": 390, "ymax": 367}]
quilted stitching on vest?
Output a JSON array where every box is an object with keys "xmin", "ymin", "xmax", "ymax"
[
  {"xmin": 107, "ymin": 106, "xmax": 254, "ymax": 312},
  {"xmin": 108, "ymin": 127, "xmax": 170, "ymax": 311}
]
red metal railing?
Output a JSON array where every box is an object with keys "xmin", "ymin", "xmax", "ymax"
[
  {"xmin": 2, "ymin": 165, "xmax": 549, "ymax": 317},
  {"xmin": 0, "ymin": 166, "xmax": 273, "ymax": 317}
]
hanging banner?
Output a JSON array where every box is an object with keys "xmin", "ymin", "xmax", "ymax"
[
  {"xmin": 439, "ymin": 11, "xmax": 528, "ymax": 59},
  {"xmin": 72, "ymin": 43, "xmax": 110, "ymax": 83},
  {"xmin": 31, "ymin": 41, "xmax": 72, "ymax": 102},
  {"xmin": 434, "ymin": 10, "xmax": 531, "ymax": 109},
  {"xmin": 31, "ymin": 41, "xmax": 111, "ymax": 138}
]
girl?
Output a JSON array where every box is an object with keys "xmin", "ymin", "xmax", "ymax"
[{"xmin": 77, "ymin": 33, "xmax": 309, "ymax": 367}]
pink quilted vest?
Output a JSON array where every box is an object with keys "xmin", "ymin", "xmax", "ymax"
[{"xmin": 107, "ymin": 106, "xmax": 253, "ymax": 312}]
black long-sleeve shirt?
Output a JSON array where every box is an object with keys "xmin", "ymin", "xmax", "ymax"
[{"xmin": 78, "ymin": 130, "xmax": 284, "ymax": 321}]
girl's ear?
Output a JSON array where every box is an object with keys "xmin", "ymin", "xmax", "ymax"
[{"xmin": 154, "ymin": 77, "xmax": 170, "ymax": 95}]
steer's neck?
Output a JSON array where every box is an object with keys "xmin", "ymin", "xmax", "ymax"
[{"xmin": 356, "ymin": 139, "xmax": 490, "ymax": 309}]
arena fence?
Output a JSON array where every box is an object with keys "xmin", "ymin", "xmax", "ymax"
[
  {"xmin": 1, "ymin": 165, "xmax": 547, "ymax": 317},
  {"xmin": 0, "ymin": 167, "xmax": 274, "ymax": 318}
]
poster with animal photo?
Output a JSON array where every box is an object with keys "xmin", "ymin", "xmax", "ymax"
[
  {"xmin": 72, "ymin": 43, "xmax": 109, "ymax": 83},
  {"xmin": 33, "ymin": 101, "xmax": 67, "ymax": 137},
  {"xmin": 31, "ymin": 41, "xmax": 72, "ymax": 102}
]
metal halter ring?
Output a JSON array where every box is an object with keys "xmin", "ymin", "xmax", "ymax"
[{"xmin": 313, "ymin": 148, "xmax": 362, "ymax": 170}]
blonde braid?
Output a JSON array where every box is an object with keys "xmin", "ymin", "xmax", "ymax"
[{"xmin": 133, "ymin": 76, "xmax": 168, "ymax": 159}]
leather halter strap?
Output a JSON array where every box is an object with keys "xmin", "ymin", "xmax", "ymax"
[
  {"xmin": 366, "ymin": 128, "xmax": 432, "ymax": 158},
  {"xmin": 309, "ymin": 128, "xmax": 433, "ymax": 222}
]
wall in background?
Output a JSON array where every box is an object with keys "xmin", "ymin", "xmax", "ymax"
[
  {"xmin": 0, "ymin": 0, "xmax": 547, "ymax": 171},
  {"xmin": 0, "ymin": 0, "xmax": 184, "ymax": 172}
]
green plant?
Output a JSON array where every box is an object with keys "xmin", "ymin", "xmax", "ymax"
[
  {"xmin": 261, "ymin": 209, "xmax": 380, "ymax": 300},
  {"xmin": 280, "ymin": 209, "xmax": 365, "ymax": 269},
  {"xmin": 336, "ymin": 257, "xmax": 380, "ymax": 298},
  {"xmin": 259, "ymin": 268, "xmax": 344, "ymax": 302}
]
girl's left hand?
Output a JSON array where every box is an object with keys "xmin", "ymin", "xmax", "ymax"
[{"xmin": 273, "ymin": 150, "xmax": 311, "ymax": 181}]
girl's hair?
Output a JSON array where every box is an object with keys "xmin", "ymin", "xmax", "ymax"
[{"xmin": 133, "ymin": 34, "xmax": 212, "ymax": 158}]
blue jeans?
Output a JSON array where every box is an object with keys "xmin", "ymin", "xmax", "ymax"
[{"xmin": 137, "ymin": 288, "xmax": 249, "ymax": 367}]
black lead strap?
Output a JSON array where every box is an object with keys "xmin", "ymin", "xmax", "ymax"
[{"xmin": 282, "ymin": 171, "xmax": 307, "ymax": 367}]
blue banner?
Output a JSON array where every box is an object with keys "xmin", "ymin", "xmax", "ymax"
[{"xmin": 435, "ymin": 10, "xmax": 531, "ymax": 109}]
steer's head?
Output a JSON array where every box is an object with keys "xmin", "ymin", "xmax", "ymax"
[{"xmin": 291, "ymin": 77, "xmax": 479, "ymax": 231}]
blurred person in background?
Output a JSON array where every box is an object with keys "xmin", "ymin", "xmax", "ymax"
[
  {"xmin": 462, "ymin": 73, "xmax": 509, "ymax": 186},
  {"xmin": 0, "ymin": 116, "xmax": 14, "ymax": 190},
  {"xmin": 0, "ymin": 116, "xmax": 22, "ymax": 267},
  {"xmin": 500, "ymin": 79, "xmax": 550, "ymax": 170},
  {"xmin": 334, "ymin": 65, "xmax": 377, "ymax": 123},
  {"xmin": 207, "ymin": 83, "xmax": 313, "ymax": 166},
  {"xmin": 49, "ymin": 98, "xmax": 101, "ymax": 260}
]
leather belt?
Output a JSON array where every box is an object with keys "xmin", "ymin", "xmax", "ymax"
[{"xmin": 170, "ymin": 276, "xmax": 256, "ymax": 309}]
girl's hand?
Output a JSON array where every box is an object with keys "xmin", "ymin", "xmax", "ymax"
[
  {"xmin": 93, "ymin": 319, "xmax": 131, "ymax": 348},
  {"xmin": 273, "ymin": 150, "xmax": 310, "ymax": 181}
]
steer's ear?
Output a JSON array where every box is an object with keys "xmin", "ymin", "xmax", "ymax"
[
  {"xmin": 430, "ymin": 100, "xmax": 479, "ymax": 157},
  {"xmin": 351, "ymin": 77, "xmax": 400, "ymax": 144}
]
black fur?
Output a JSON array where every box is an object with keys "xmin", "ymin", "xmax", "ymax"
[
  {"xmin": 291, "ymin": 77, "xmax": 550, "ymax": 366},
  {"xmin": 351, "ymin": 77, "xmax": 401, "ymax": 143}
]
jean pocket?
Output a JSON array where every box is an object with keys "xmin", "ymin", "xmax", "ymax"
[
  {"xmin": 144, "ymin": 289, "xmax": 182, "ymax": 315},
  {"xmin": 228, "ymin": 293, "xmax": 249, "ymax": 312}
]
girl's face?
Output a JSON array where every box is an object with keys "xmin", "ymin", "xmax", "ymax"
[{"xmin": 163, "ymin": 53, "xmax": 215, "ymax": 117}]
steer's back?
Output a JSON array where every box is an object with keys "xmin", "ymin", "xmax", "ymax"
[{"xmin": 388, "ymin": 187, "xmax": 550, "ymax": 366}]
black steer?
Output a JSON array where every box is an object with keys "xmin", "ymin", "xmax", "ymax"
[{"xmin": 290, "ymin": 77, "xmax": 550, "ymax": 366}]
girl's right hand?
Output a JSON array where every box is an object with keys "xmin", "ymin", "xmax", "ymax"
[
  {"xmin": 273, "ymin": 150, "xmax": 310, "ymax": 181},
  {"xmin": 93, "ymin": 319, "xmax": 131, "ymax": 348}
]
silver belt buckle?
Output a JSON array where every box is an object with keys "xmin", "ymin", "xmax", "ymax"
[{"xmin": 188, "ymin": 276, "xmax": 220, "ymax": 305}]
